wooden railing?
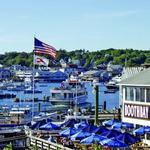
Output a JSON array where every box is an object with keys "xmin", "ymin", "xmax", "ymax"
[{"xmin": 28, "ymin": 135, "xmax": 73, "ymax": 150}]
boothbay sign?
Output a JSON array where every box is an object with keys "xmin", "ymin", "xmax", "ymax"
[{"xmin": 124, "ymin": 103, "xmax": 150, "ymax": 120}]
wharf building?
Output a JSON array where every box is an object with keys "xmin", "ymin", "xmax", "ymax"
[{"xmin": 119, "ymin": 67, "xmax": 150, "ymax": 145}]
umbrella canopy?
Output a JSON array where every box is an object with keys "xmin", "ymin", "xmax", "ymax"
[
  {"xmin": 111, "ymin": 122, "xmax": 122, "ymax": 130},
  {"xmin": 80, "ymin": 134, "xmax": 106, "ymax": 144},
  {"xmin": 100, "ymin": 129, "xmax": 122, "ymax": 138},
  {"xmin": 59, "ymin": 127, "xmax": 78, "ymax": 137},
  {"xmin": 60, "ymin": 119, "xmax": 77, "ymax": 128},
  {"xmin": 74, "ymin": 122, "xmax": 88, "ymax": 130},
  {"xmin": 30, "ymin": 119, "xmax": 47, "ymax": 130},
  {"xmin": 102, "ymin": 119, "xmax": 117, "ymax": 127},
  {"xmin": 112, "ymin": 122, "xmax": 134, "ymax": 130},
  {"xmin": 116, "ymin": 132, "xmax": 140, "ymax": 145},
  {"xmin": 144, "ymin": 126, "xmax": 150, "ymax": 132},
  {"xmin": 122, "ymin": 122, "xmax": 134, "ymax": 129},
  {"xmin": 71, "ymin": 131, "xmax": 91, "ymax": 141},
  {"xmin": 39, "ymin": 122, "xmax": 60, "ymax": 130},
  {"xmin": 133, "ymin": 126, "xmax": 150, "ymax": 135},
  {"xmin": 100, "ymin": 138, "xmax": 128, "ymax": 148},
  {"xmin": 82, "ymin": 125, "xmax": 99, "ymax": 133},
  {"xmin": 96, "ymin": 126, "xmax": 109, "ymax": 134}
]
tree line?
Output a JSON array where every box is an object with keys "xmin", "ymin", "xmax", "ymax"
[{"xmin": 0, "ymin": 48, "xmax": 150, "ymax": 67}]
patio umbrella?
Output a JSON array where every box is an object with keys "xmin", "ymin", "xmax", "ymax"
[
  {"xmin": 133, "ymin": 126, "xmax": 150, "ymax": 135},
  {"xmin": 100, "ymin": 129, "xmax": 122, "ymax": 138},
  {"xmin": 133, "ymin": 126, "xmax": 145, "ymax": 135},
  {"xmin": 70, "ymin": 131, "xmax": 91, "ymax": 141},
  {"xmin": 122, "ymin": 122, "xmax": 134, "ymax": 129},
  {"xmin": 100, "ymin": 137, "xmax": 128, "ymax": 148},
  {"xmin": 60, "ymin": 119, "xmax": 77, "ymax": 128},
  {"xmin": 112, "ymin": 122, "xmax": 134, "ymax": 130},
  {"xmin": 96, "ymin": 126, "xmax": 109, "ymax": 134},
  {"xmin": 111, "ymin": 122, "xmax": 122, "ymax": 130},
  {"xmin": 39, "ymin": 122, "xmax": 60, "ymax": 130},
  {"xmin": 80, "ymin": 134, "xmax": 106, "ymax": 144},
  {"xmin": 30, "ymin": 119, "xmax": 47, "ymax": 130},
  {"xmin": 59, "ymin": 127, "xmax": 78, "ymax": 137},
  {"xmin": 102, "ymin": 119, "xmax": 117, "ymax": 127},
  {"xmin": 82, "ymin": 125, "xmax": 100, "ymax": 133},
  {"xmin": 74, "ymin": 122, "xmax": 88, "ymax": 130},
  {"xmin": 116, "ymin": 132, "xmax": 140, "ymax": 145}
]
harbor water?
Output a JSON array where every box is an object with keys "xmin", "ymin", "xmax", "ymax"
[{"xmin": 0, "ymin": 82, "xmax": 119, "ymax": 112}]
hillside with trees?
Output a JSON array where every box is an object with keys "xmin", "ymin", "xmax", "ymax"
[{"xmin": 0, "ymin": 49, "xmax": 150, "ymax": 67}]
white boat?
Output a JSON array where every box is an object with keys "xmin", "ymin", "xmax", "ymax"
[
  {"xmin": 105, "ymin": 80, "xmax": 119, "ymax": 90},
  {"xmin": 49, "ymin": 75, "xmax": 88, "ymax": 106},
  {"xmin": 24, "ymin": 86, "xmax": 42, "ymax": 94}
]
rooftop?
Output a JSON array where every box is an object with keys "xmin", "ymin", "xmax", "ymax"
[{"xmin": 119, "ymin": 67, "xmax": 150, "ymax": 86}]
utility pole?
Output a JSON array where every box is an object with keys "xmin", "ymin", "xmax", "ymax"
[{"xmin": 94, "ymin": 84, "xmax": 99, "ymax": 125}]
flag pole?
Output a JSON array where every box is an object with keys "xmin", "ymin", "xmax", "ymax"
[{"xmin": 32, "ymin": 37, "xmax": 35, "ymax": 123}]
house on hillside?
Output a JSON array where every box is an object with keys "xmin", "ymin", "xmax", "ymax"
[{"xmin": 0, "ymin": 69, "xmax": 12, "ymax": 80}]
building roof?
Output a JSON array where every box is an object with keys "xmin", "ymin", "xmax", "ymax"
[{"xmin": 119, "ymin": 67, "xmax": 150, "ymax": 86}]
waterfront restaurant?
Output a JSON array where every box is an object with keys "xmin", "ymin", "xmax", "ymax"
[{"xmin": 119, "ymin": 67, "xmax": 150, "ymax": 145}]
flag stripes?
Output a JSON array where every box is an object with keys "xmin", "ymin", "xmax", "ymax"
[{"xmin": 34, "ymin": 38, "xmax": 57, "ymax": 59}]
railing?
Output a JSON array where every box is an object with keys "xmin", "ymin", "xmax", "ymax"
[
  {"xmin": 28, "ymin": 135, "xmax": 73, "ymax": 150},
  {"xmin": 0, "ymin": 135, "xmax": 26, "ymax": 143}
]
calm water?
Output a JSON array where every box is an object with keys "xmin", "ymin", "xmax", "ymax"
[{"xmin": 0, "ymin": 82, "xmax": 119, "ymax": 111}]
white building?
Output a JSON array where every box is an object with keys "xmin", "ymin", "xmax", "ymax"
[{"xmin": 119, "ymin": 68, "xmax": 150, "ymax": 145}]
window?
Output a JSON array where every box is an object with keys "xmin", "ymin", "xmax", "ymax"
[
  {"xmin": 147, "ymin": 133, "xmax": 150, "ymax": 140},
  {"xmin": 146, "ymin": 89, "xmax": 150, "ymax": 102},
  {"xmin": 125, "ymin": 87, "xmax": 134, "ymax": 101},
  {"xmin": 135, "ymin": 88, "xmax": 140, "ymax": 102},
  {"xmin": 135, "ymin": 88, "xmax": 145, "ymax": 102}
]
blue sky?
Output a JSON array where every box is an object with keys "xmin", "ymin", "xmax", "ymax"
[{"xmin": 0, "ymin": 0, "xmax": 150, "ymax": 53}]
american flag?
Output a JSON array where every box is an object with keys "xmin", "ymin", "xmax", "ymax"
[{"xmin": 34, "ymin": 38, "xmax": 57, "ymax": 59}]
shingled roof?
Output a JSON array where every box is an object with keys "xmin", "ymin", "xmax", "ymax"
[{"xmin": 119, "ymin": 67, "xmax": 150, "ymax": 86}]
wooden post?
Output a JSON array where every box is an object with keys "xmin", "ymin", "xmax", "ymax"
[{"xmin": 94, "ymin": 85, "xmax": 99, "ymax": 125}]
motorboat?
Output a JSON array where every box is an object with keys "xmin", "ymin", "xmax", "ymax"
[
  {"xmin": 105, "ymin": 80, "xmax": 119, "ymax": 90},
  {"xmin": 49, "ymin": 75, "xmax": 88, "ymax": 106},
  {"xmin": 24, "ymin": 86, "xmax": 42, "ymax": 94}
]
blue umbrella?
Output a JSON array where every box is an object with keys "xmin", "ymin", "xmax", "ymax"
[
  {"xmin": 100, "ymin": 138, "xmax": 128, "ymax": 148},
  {"xmin": 60, "ymin": 119, "xmax": 77, "ymax": 128},
  {"xmin": 96, "ymin": 126, "xmax": 109, "ymax": 134},
  {"xmin": 80, "ymin": 134, "xmax": 106, "ymax": 144},
  {"xmin": 71, "ymin": 131, "xmax": 91, "ymax": 141},
  {"xmin": 144, "ymin": 126, "xmax": 150, "ymax": 132},
  {"xmin": 39, "ymin": 122, "xmax": 60, "ymax": 130},
  {"xmin": 102, "ymin": 119, "xmax": 117, "ymax": 127},
  {"xmin": 133, "ymin": 126, "xmax": 150, "ymax": 135},
  {"xmin": 122, "ymin": 122, "xmax": 134, "ymax": 129},
  {"xmin": 133, "ymin": 126, "xmax": 145, "ymax": 135},
  {"xmin": 74, "ymin": 122, "xmax": 88, "ymax": 130},
  {"xmin": 59, "ymin": 127, "xmax": 78, "ymax": 137},
  {"xmin": 111, "ymin": 122, "xmax": 122, "ymax": 130},
  {"xmin": 100, "ymin": 129, "xmax": 122, "ymax": 138},
  {"xmin": 116, "ymin": 132, "xmax": 140, "ymax": 145},
  {"xmin": 112, "ymin": 122, "xmax": 134, "ymax": 130},
  {"xmin": 82, "ymin": 125, "xmax": 99, "ymax": 133},
  {"xmin": 30, "ymin": 119, "xmax": 47, "ymax": 130}
]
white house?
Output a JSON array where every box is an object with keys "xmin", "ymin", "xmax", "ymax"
[{"xmin": 119, "ymin": 68, "xmax": 150, "ymax": 145}]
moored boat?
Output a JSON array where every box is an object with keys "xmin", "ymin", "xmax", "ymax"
[
  {"xmin": 24, "ymin": 86, "xmax": 42, "ymax": 94},
  {"xmin": 49, "ymin": 76, "xmax": 88, "ymax": 107},
  {"xmin": 105, "ymin": 80, "xmax": 119, "ymax": 90}
]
